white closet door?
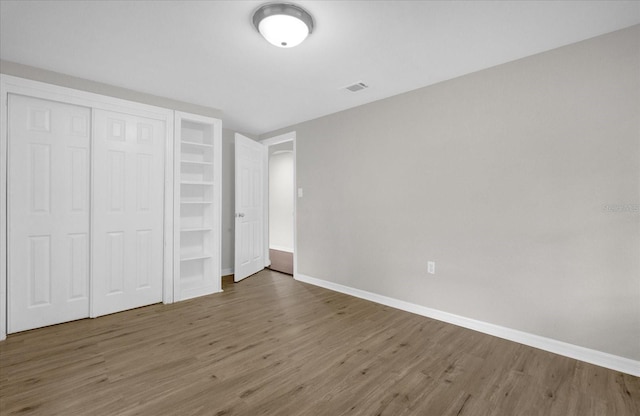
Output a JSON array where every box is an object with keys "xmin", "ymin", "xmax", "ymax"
[
  {"xmin": 92, "ymin": 110, "xmax": 165, "ymax": 317},
  {"xmin": 8, "ymin": 94, "xmax": 91, "ymax": 333}
]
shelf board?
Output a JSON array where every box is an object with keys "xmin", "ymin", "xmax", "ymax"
[
  {"xmin": 181, "ymin": 141, "xmax": 213, "ymax": 149},
  {"xmin": 180, "ymin": 200, "xmax": 213, "ymax": 204},
  {"xmin": 180, "ymin": 227, "xmax": 212, "ymax": 232},
  {"xmin": 181, "ymin": 160, "xmax": 212, "ymax": 166},
  {"xmin": 181, "ymin": 253, "xmax": 213, "ymax": 262},
  {"xmin": 180, "ymin": 181, "xmax": 214, "ymax": 186}
]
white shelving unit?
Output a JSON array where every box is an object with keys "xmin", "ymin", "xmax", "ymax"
[{"xmin": 174, "ymin": 112, "xmax": 222, "ymax": 301}]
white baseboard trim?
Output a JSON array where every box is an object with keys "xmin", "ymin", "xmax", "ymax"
[
  {"xmin": 269, "ymin": 245, "xmax": 294, "ymax": 253},
  {"xmin": 295, "ymin": 273, "xmax": 640, "ymax": 377},
  {"xmin": 221, "ymin": 268, "xmax": 234, "ymax": 276}
]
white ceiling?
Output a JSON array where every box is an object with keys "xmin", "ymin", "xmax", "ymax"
[{"xmin": 1, "ymin": 1, "xmax": 639, "ymax": 136}]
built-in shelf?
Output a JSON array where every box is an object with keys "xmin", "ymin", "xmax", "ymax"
[
  {"xmin": 181, "ymin": 141, "xmax": 213, "ymax": 149},
  {"xmin": 181, "ymin": 181, "xmax": 214, "ymax": 186},
  {"xmin": 174, "ymin": 111, "xmax": 222, "ymax": 301},
  {"xmin": 180, "ymin": 253, "xmax": 213, "ymax": 262},
  {"xmin": 181, "ymin": 160, "xmax": 212, "ymax": 166},
  {"xmin": 180, "ymin": 227, "xmax": 211, "ymax": 233},
  {"xmin": 180, "ymin": 200, "xmax": 214, "ymax": 205}
]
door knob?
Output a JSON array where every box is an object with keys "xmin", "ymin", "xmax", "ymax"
[{"xmin": 237, "ymin": 213, "xmax": 245, "ymax": 218}]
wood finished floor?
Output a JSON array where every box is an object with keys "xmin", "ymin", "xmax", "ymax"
[{"xmin": 1, "ymin": 270, "xmax": 638, "ymax": 416}]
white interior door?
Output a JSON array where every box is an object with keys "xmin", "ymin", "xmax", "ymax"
[
  {"xmin": 234, "ymin": 133, "xmax": 266, "ymax": 282},
  {"xmin": 91, "ymin": 110, "xmax": 165, "ymax": 317},
  {"xmin": 8, "ymin": 94, "xmax": 91, "ymax": 333}
]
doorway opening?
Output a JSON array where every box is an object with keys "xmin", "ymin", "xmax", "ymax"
[{"xmin": 262, "ymin": 132, "xmax": 296, "ymax": 276}]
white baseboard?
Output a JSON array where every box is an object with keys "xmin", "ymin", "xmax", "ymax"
[
  {"xmin": 221, "ymin": 268, "xmax": 234, "ymax": 276},
  {"xmin": 294, "ymin": 273, "xmax": 640, "ymax": 377},
  {"xmin": 269, "ymin": 245, "xmax": 293, "ymax": 253}
]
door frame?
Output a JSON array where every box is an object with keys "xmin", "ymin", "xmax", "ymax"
[
  {"xmin": 0, "ymin": 75, "xmax": 175, "ymax": 340},
  {"xmin": 260, "ymin": 131, "xmax": 297, "ymax": 277}
]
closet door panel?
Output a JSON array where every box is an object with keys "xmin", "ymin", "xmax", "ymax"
[
  {"xmin": 8, "ymin": 94, "xmax": 90, "ymax": 333},
  {"xmin": 92, "ymin": 110, "xmax": 164, "ymax": 317}
]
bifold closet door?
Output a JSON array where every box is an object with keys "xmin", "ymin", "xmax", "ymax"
[
  {"xmin": 91, "ymin": 110, "xmax": 165, "ymax": 317},
  {"xmin": 8, "ymin": 94, "xmax": 91, "ymax": 333}
]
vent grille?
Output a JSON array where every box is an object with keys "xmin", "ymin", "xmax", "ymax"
[{"xmin": 344, "ymin": 82, "xmax": 368, "ymax": 92}]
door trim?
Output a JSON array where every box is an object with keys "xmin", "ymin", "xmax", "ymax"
[
  {"xmin": 260, "ymin": 131, "xmax": 297, "ymax": 277},
  {"xmin": 0, "ymin": 75, "xmax": 175, "ymax": 340}
]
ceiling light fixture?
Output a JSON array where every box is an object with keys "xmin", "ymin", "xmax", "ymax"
[{"xmin": 252, "ymin": 3, "xmax": 314, "ymax": 48}]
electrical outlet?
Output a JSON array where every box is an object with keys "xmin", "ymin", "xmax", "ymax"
[{"xmin": 428, "ymin": 261, "xmax": 435, "ymax": 274}]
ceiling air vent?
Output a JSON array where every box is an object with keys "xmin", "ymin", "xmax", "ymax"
[{"xmin": 344, "ymin": 82, "xmax": 368, "ymax": 92}]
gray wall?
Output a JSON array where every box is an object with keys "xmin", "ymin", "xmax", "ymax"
[{"xmin": 263, "ymin": 25, "xmax": 640, "ymax": 360}]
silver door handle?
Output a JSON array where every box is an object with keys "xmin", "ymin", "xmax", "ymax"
[{"xmin": 236, "ymin": 213, "xmax": 245, "ymax": 218}]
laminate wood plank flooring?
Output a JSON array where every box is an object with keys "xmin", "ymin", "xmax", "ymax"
[{"xmin": 1, "ymin": 270, "xmax": 638, "ymax": 415}]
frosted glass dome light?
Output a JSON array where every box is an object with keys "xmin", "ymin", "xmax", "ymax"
[{"xmin": 253, "ymin": 3, "xmax": 314, "ymax": 48}]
